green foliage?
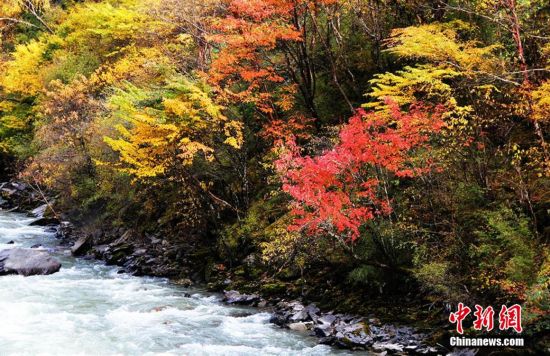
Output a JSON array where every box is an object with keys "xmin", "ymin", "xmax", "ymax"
[
  {"xmin": 348, "ymin": 265, "xmax": 383, "ymax": 287},
  {"xmin": 413, "ymin": 262, "xmax": 452, "ymax": 297},
  {"xmin": 472, "ymin": 208, "xmax": 537, "ymax": 288},
  {"xmin": 524, "ymin": 252, "xmax": 550, "ymax": 332}
]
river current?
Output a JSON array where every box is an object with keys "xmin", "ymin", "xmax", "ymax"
[{"xmin": 0, "ymin": 210, "xmax": 346, "ymax": 355}]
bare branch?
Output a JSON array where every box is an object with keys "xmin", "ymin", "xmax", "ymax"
[{"xmin": 0, "ymin": 17, "xmax": 42, "ymax": 30}]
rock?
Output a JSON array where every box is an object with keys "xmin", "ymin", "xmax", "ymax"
[
  {"xmin": 30, "ymin": 217, "xmax": 60, "ymax": 226},
  {"xmin": 173, "ymin": 278, "xmax": 193, "ymax": 287},
  {"xmin": 266, "ymin": 296, "xmax": 442, "ymax": 353},
  {"xmin": 372, "ymin": 342, "xmax": 404, "ymax": 353},
  {"xmin": 104, "ymin": 242, "xmax": 134, "ymax": 265},
  {"xmin": 446, "ymin": 348, "xmax": 477, "ymax": 356},
  {"xmin": 30, "ymin": 244, "xmax": 42, "ymax": 249},
  {"xmin": 230, "ymin": 311, "xmax": 255, "ymax": 318},
  {"xmin": 55, "ymin": 221, "xmax": 73, "ymax": 241},
  {"xmin": 369, "ymin": 317, "xmax": 381, "ymax": 326},
  {"xmin": 269, "ymin": 313, "xmax": 288, "ymax": 326},
  {"xmin": 30, "ymin": 203, "xmax": 48, "ymax": 217},
  {"xmin": 0, "ymin": 248, "xmax": 61, "ymax": 276},
  {"xmin": 222, "ymin": 290, "xmax": 261, "ymax": 305},
  {"xmin": 133, "ymin": 248, "xmax": 147, "ymax": 256},
  {"xmin": 314, "ymin": 324, "xmax": 333, "ymax": 337},
  {"xmin": 319, "ymin": 336, "xmax": 336, "ymax": 345},
  {"xmin": 44, "ymin": 225, "xmax": 58, "ymax": 234},
  {"xmin": 288, "ymin": 322, "xmax": 313, "ymax": 332},
  {"xmin": 7, "ymin": 240, "xmax": 14, "ymax": 245},
  {"xmin": 0, "ymin": 181, "xmax": 46, "ymax": 211},
  {"xmin": 340, "ymin": 322, "xmax": 365, "ymax": 334},
  {"xmin": 149, "ymin": 237, "xmax": 161, "ymax": 244},
  {"xmin": 290, "ymin": 303, "xmax": 320, "ymax": 322},
  {"xmin": 71, "ymin": 235, "xmax": 92, "ymax": 256},
  {"xmin": 317, "ymin": 314, "xmax": 337, "ymax": 326}
]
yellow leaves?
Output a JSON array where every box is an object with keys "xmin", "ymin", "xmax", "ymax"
[
  {"xmin": 92, "ymin": 47, "xmax": 177, "ymax": 89},
  {"xmin": 386, "ymin": 21, "xmax": 503, "ymax": 74},
  {"xmin": 0, "ymin": 1, "xmax": 22, "ymax": 18},
  {"xmin": 178, "ymin": 139, "xmax": 214, "ymax": 165},
  {"xmin": 223, "ymin": 120, "xmax": 244, "ymax": 148},
  {"xmin": 103, "ymin": 78, "xmax": 243, "ymax": 180},
  {"xmin": 1, "ymin": 38, "xmax": 50, "ymax": 95},
  {"xmin": 1, "ymin": 0, "xmax": 174, "ymax": 99},
  {"xmin": 61, "ymin": 1, "xmax": 152, "ymax": 47},
  {"xmin": 531, "ymin": 80, "xmax": 550, "ymax": 123},
  {"xmin": 0, "ymin": 115, "xmax": 27, "ymax": 130},
  {"xmin": 0, "ymin": 0, "xmax": 50, "ymax": 18},
  {"xmin": 104, "ymin": 115, "xmax": 179, "ymax": 178},
  {"xmin": 163, "ymin": 97, "xmax": 197, "ymax": 119},
  {"xmin": 366, "ymin": 65, "xmax": 459, "ymax": 110},
  {"xmin": 371, "ymin": 21, "xmax": 509, "ymax": 114}
]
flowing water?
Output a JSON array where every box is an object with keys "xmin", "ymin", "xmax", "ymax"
[{"xmin": 0, "ymin": 211, "xmax": 346, "ymax": 355}]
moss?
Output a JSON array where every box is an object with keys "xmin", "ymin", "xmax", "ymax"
[
  {"xmin": 233, "ymin": 265, "xmax": 246, "ymax": 276},
  {"xmin": 260, "ymin": 282, "xmax": 287, "ymax": 295},
  {"xmin": 413, "ymin": 262, "xmax": 452, "ymax": 297}
]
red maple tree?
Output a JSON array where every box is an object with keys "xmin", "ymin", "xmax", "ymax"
[{"xmin": 276, "ymin": 101, "xmax": 445, "ymax": 241}]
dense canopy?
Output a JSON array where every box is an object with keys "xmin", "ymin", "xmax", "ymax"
[{"xmin": 1, "ymin": 0, "xmax": 548, "ymax": 343}]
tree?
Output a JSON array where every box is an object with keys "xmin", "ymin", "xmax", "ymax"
[
  {"xmin": 276, "ymin": 101, "xmax": 445, "ymax": 241},
  {"xmin": 104, "ymin": 78, "xmax": 242, "ymax": 179}
]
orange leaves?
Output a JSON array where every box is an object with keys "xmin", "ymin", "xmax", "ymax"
[
  {"xmin": 276, "ymin": 102, "xmax": 445, "ymax": 241},
  {"xmin": 261, "ymin": 114, "xmax": 314, "ymax": 145},
  {"xmin": 207, "ymin": 0, "xmax": 306, "ymax": 113}
]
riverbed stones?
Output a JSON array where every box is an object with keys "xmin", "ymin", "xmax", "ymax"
[
  {"xmin": 290, "ymin": 303, "xmax": 320, "ymax": 322},
  {"xmin": 222, "ymin": 290, "xmax": 261, "ymax": 305},
  {"xmin": 30, "ymin": 217, "xmax": 60, "ymax": 226},
  {"xmin": 288, "ymin": 321, "xmax": 313, "ymax": 331},
  {"xmin": 0, "ymin": 181, "xmax": 40, "ymax": 211},
  {"xmin": 71, "ymin": 235, "xmax": 92, "ymax": 256},
  {"xmin": 0, "ymin": 248, "xmax": 61, "ymax": 276},
  {"xmin": 264, "ymin": 299, "xmax": 441, "ymax": 353}
]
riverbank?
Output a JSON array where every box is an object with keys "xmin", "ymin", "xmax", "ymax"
[
  {"xmin": 0, "ymin": 209, "xmax": 341, "ymax": 355},
  {"xmin": 1, "ymin": 181, "xmax": 539, "ymax": 355},
  {"xmin": 0, "ymin": 180, "xmax": 454, "ymax": 354}
]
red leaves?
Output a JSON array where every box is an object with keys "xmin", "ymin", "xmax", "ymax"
[{"xmin": 276, "ymin": 102, "xmax": 445, "ymax": 241}]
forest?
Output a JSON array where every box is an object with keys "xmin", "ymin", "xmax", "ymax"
[{"xmin": 0, "ymin": 0, "xmax": 549, "ymax": 353}]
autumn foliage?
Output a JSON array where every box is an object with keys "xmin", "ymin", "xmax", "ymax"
[
  {"xmin": 276, "ymin": 102, "xmax": 445, "ymax": 240},
  {"xmin": 1, "ymin": 0, "xmax": 549, "ymax": 335},
  {"xmin": 208, "ymin": 0, "xmax": 337, "ymax": 114}
]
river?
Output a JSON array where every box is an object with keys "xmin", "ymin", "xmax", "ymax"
[{"xmin": 0, "ymin": 210, "xmax": 348, "ymax": 355}]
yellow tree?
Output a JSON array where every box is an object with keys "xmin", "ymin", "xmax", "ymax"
[{"xmin": 104, "ymin": 78, "xmax": 242, "ymax": 179}]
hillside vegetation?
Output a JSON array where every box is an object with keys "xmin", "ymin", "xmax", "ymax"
[{"xmin": 1, "ymin": 0, "xmax": 549, "ymax": 341}]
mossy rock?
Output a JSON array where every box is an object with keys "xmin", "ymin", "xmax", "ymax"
[{"xmin": 260, "ymin": 282, "xmax": 287, "ymax": 295}]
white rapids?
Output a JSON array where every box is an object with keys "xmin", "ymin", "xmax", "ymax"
[{"xmin": 0, "ymin": 210, "xmax": 348, "ymax": 355}]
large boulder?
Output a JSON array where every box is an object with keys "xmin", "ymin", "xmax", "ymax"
[
  {"xmin": 71, "ymin": 235, "xmax": 92, "ymax": 256},
  {"xmin": 30, "ymin": 217, "xmax": 60, "ymax": 226},
  {"xmin": 0, "ymin": 248, "xmax": 62, "ymax": 276}
]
